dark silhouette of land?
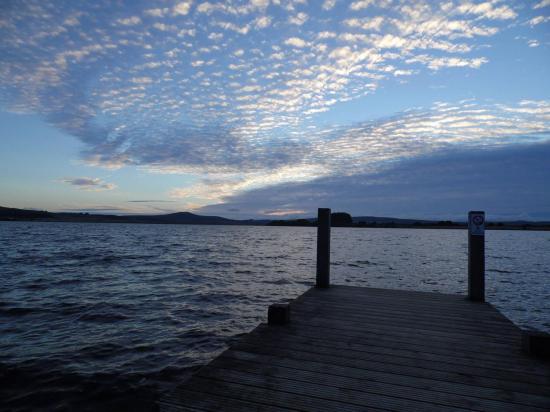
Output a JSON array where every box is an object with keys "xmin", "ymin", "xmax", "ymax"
[
  {"xmin": 0, "ymin": 206, "xmax": 267, "ymax": 225},
  {"xmin": 1, "ymin": 206, "xmax": 549, "ymax": 230},
  {"xmin": 267, "ymin": 211, "xmax": 550, "ymax": 230}
]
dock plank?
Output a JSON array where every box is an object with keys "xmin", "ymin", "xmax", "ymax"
[
  {"xmin": 161, "ymin": 285, "xmax": 550, "ymax": 411},
  {"xmin": 242, "ymin": 325, "xmax": 548, "ymax": 375},
  {"xmin": 221, "ymin": 349, "xmax": 550, "ymax": 409},
  {"xmin": 204, "ymin": 356, "xmax": 546, "ymax": 412}
]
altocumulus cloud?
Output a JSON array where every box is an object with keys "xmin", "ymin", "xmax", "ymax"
[
  {"xmin": 60, "ymin": 177, "xmax": 117, "ymax": 191},
  {"xmin": 0, "ymin": 0, "xmax": 549, "ymax": 211},
  {"xmin": 169, "ymin": 100, "xmax": 550, "ymax": 207}
]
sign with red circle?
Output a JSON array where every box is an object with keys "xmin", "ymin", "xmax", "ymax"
[
  {"xmin": 469, "ymin": 212, "xmax": 485, "ymax": 236},
  {"xmin": 472, "ymin": 215, "xmax": 484, "ymax": 226}
]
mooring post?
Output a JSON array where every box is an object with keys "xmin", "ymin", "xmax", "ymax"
[
  {"xmin": 468, "ymin": 211, "xmax": 485, "ymax": 302},
  {"xmin": 316, "ymin": 208, "xmax": 331, "ymax": 288},
  {"xmin": 268, "ymin": 303, "xmax": 290, "ymax": 325},
  {"xmin": 521, "ymin": 330, "xmax": 550, "ymax": 358}
]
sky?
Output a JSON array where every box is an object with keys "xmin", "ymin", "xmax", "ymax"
[{"xmin": 1, "ymin": 0, "xmax": 549, "ymax": 220}]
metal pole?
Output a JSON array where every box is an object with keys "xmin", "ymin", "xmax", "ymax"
[{"xmin": 468, "ymin": 211, "xmax": 485, "ymax": 302}]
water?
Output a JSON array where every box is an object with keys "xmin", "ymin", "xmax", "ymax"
[{"xmin": 1, "ymin": 221, "xmax": 549, "ymax": 411}]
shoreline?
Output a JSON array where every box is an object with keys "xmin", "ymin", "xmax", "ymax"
[{"xmin": 2, "ymin": 218, "xmax": 549, "ymax": 231}]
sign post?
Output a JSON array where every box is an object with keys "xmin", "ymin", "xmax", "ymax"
[{"xmin": 468, "ymin": 211, "xmax": 485, "ymax": 302}]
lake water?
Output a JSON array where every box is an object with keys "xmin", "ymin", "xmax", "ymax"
[{"xmin": 1, "ymin": 221, "xmax": 549, "ymax": 411}]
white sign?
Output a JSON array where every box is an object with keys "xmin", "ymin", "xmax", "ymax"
[{"xmin": 469, "ymin": 212, "xmax": 485, "ymax": 236}]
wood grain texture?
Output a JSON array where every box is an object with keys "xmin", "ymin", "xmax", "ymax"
[{"xmin": 161, "ymin": 285, "xmax": 550, "ymax": 412}]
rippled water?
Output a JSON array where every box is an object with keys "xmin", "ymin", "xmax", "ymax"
[{"xmin": 1, "ymin": 221, "xmax": 549, "ymax": 411}]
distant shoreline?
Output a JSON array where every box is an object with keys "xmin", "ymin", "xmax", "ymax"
[
  {"xmin": 266, "ymin": 221, "xmax": 550, "ymax": 231},
  {"xmin": 2, "ymin": 206, "xmax": 549, "ymax": 231}
]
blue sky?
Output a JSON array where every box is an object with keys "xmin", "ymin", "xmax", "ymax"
[{"xmin": 1, "ymin": 0, "xmax": 549, "ymax": 219}]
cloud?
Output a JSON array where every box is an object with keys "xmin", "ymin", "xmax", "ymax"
[
  {"xmin": 60, "ymin": 177, "xmax": 117, "ymax": 191},
  {"xmin": 57, "ymin": 206, "xmax": 130, "ymax": 213},
  {"xmin": 317, "ymin": 31, "xmax": 337, "ymax": 39},
  {"xmin": 406, "ymin": 55, "xmax": 488, "ymax": 70},
  {"xmin": 116, "ymin": 16, "xmax": 141, "ymax": 26},
  {"xmin": 288, "ymin": 12, "xmax": 309, "ymax": 25},
  {"xmin": 198, "ymin": 142, "xmax": 550, "ymax": 220},
  {"xmin": 213, "ymin": 21, "xmax": 250, "ymax": 34},
  {"xmin": 63, "ymin": 16, "xmax": 80, "ymax": 26},
  {"xmin": 344, "ymin": 16, "xmax": 384, "ymax": 30},
  {"xmin": 195, "ymin": 1, "xmax": 263, "ymax": 15},
  {"xmin": 455, "ymin": 2, "xmax": 517, "ymax": 20},
  {"xmin": 250, "ymin": 0, "xmax": 270, "ymax": 9},
  {"xmin": 0, "ymin": 0, "xmax": 516, "ymax": 148},
  {"xmin": 533, "ymin": 0, "xmax": 550, "ymax": 9},
  {"xmin": 143, "ymin": 8, "xmax": 169, "ymax": 17},
  {"xmin": 127, "ymin": 200, "xmax": 176, "ymax": 203},
  {"xmin": 322, "ymin": 0, "xmax": 337, "ymax": 10},
  {"xmin": 254, "ymin": 15, "xmax": 271, "ymax": 28},
  {"xmin": 196, "ymin": 2, "xmax": 219, "ymax": 14},
  {"xmin": 393, "ymin": 69, "xmax": 413, "ymax": 76},
  {"xmin": 283, "ymin": 36, "xmax": 308, "ymax": 47},
  {"xmin": 130, "ymin": 76, "xmax": 153, "ymax": 84},
  {"xmin": 0, "ymin": 0, "xmax": 545, "ymax": 213},
  {"xmin": 173, "ymin": 1, "xmax": 193, "ymax": 16},
  {"xmin": 350, "ymin": 0, "xmax": 375, "ymax": 11},
  {"xmin": 263, "ymin": 209, "xmax": 307, "ymax": 216},
  {"xmin": 528, "ymin": 15, "xmax": 550, "ymax": 26},
  {"xmin": 166, "ymin": 100, "xmax": 550, "ymax": 207}
]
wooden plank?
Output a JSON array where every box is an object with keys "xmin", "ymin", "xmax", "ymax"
[
  {"xmin": 287, "ymin": 315, "xmax": 520, "ymax": 349},
  {"xmin": 161, "ymin": 286, "xmax": 550, "ymax": 411},
  {"xmin": 248, "ymin": 324, "xmax": 547, "ymax": 373},
  {"xmin": 301, "ymin": 286, "xmax": 508, "ymax": 311},
  {"xmin": 206, "ymin": 355, "xmax": 548, "ymax": 412},
  {"xmin": 291, "ymin": 298, "xmax": 520, "ymax": 331},
  {"xmin": 290, "ymin": 303, "xmax": 521, "ymax": 339},
  {"xmin": 288, "ymin": 309, "xmax": 521, "ymax": 344},
  {"xmin": 302, "ymin": 287, "xmax": 478, "ymax": 306},
  {"xmin": 279, "ymin": 319, "xmax": 521, "ymax": 355},
  {"xmin": 294, "ymin": 292, "xmax": 520, "ymax": 325},
  {"xmin": 295, "ymin": 290, "xmax": 510, "ymax": 314},
  {"xmin": 249, "ymin": 322, "xmax": 520, "ymax": 361},
  {"xmin": 158, "ymin": 402, "xmax": 207, "ymax": 412},
  {"xmin": 162, "ymin": 388, "xmax": 299, "ymax": 412},
  {"xmin": 222, "ymin": 349, "xmax": 550, "ymax": 409},
  {"xmin": 230, "ymin": 340, "xmax": 550, "ymax": 397},
  {"xmin": 291, "ymin": 302, "xmax": 518, "ymax": 333},
  {"xmin": 196, "ymin": 366, "xmax": 470, "ymax": 412},
  {"xmin": 294, "ymin": 295, "xmax": 517, "ymax": 322},
  {"xmin": 266, "ymin": 318, "xmax": 548, "ymax": 376},
  {"xmin": 174, "ymin": 376, "xmax": 388, "ymax": 412},
  {"xmin": 306, "ymin": 285, "xmax": 464, "ymax": 300},
  {"xmin": 238, "ymin": 334, "xmax": 550, "ymax": 386}
]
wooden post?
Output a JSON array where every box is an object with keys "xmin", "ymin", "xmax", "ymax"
[
  {"xmin": 316, "ymin": 208, "xmax": 331, "ymax": 288},
  {"xmin": 522, "ymin": 330, "xmax": 550, "ymax": 358},
  {"xmin": 468, "ymin": 211, "xmax": 485, "ymax": 302},
  {"xmin": 268, "ymin": 303, "xmax": 290, "ymax": 325}
]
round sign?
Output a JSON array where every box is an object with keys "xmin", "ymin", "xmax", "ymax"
[{"xmin": 472, "ymin": 215, "xmax": 484, "ymax": 226}]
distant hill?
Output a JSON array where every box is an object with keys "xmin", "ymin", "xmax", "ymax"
[
  {"xmin": 1, "ymin": 206, "xmax": 549, "ymax": 230},
  {"xmin": 0, "ymin": 206, "xmax": 54, "ymax": 220},
  {"xmin": 352, "ymin": 216, "xmax": 432, "ymax": 225},
  {"xmin": 139, "ymin": 211, "xmax": 236, "ymax": 225},
  {"xmin": 0, "ymin": 206, "xmax": 258, "ymax": 225}
]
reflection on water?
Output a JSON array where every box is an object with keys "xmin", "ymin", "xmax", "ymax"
[{"xmin": 1, "ymin": 222, "xmax": 548, "ymax": 411}]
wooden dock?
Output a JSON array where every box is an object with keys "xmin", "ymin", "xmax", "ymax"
[{"xmin": 160, "ymin": 285, "xmax": 550, "ymax": 411}]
